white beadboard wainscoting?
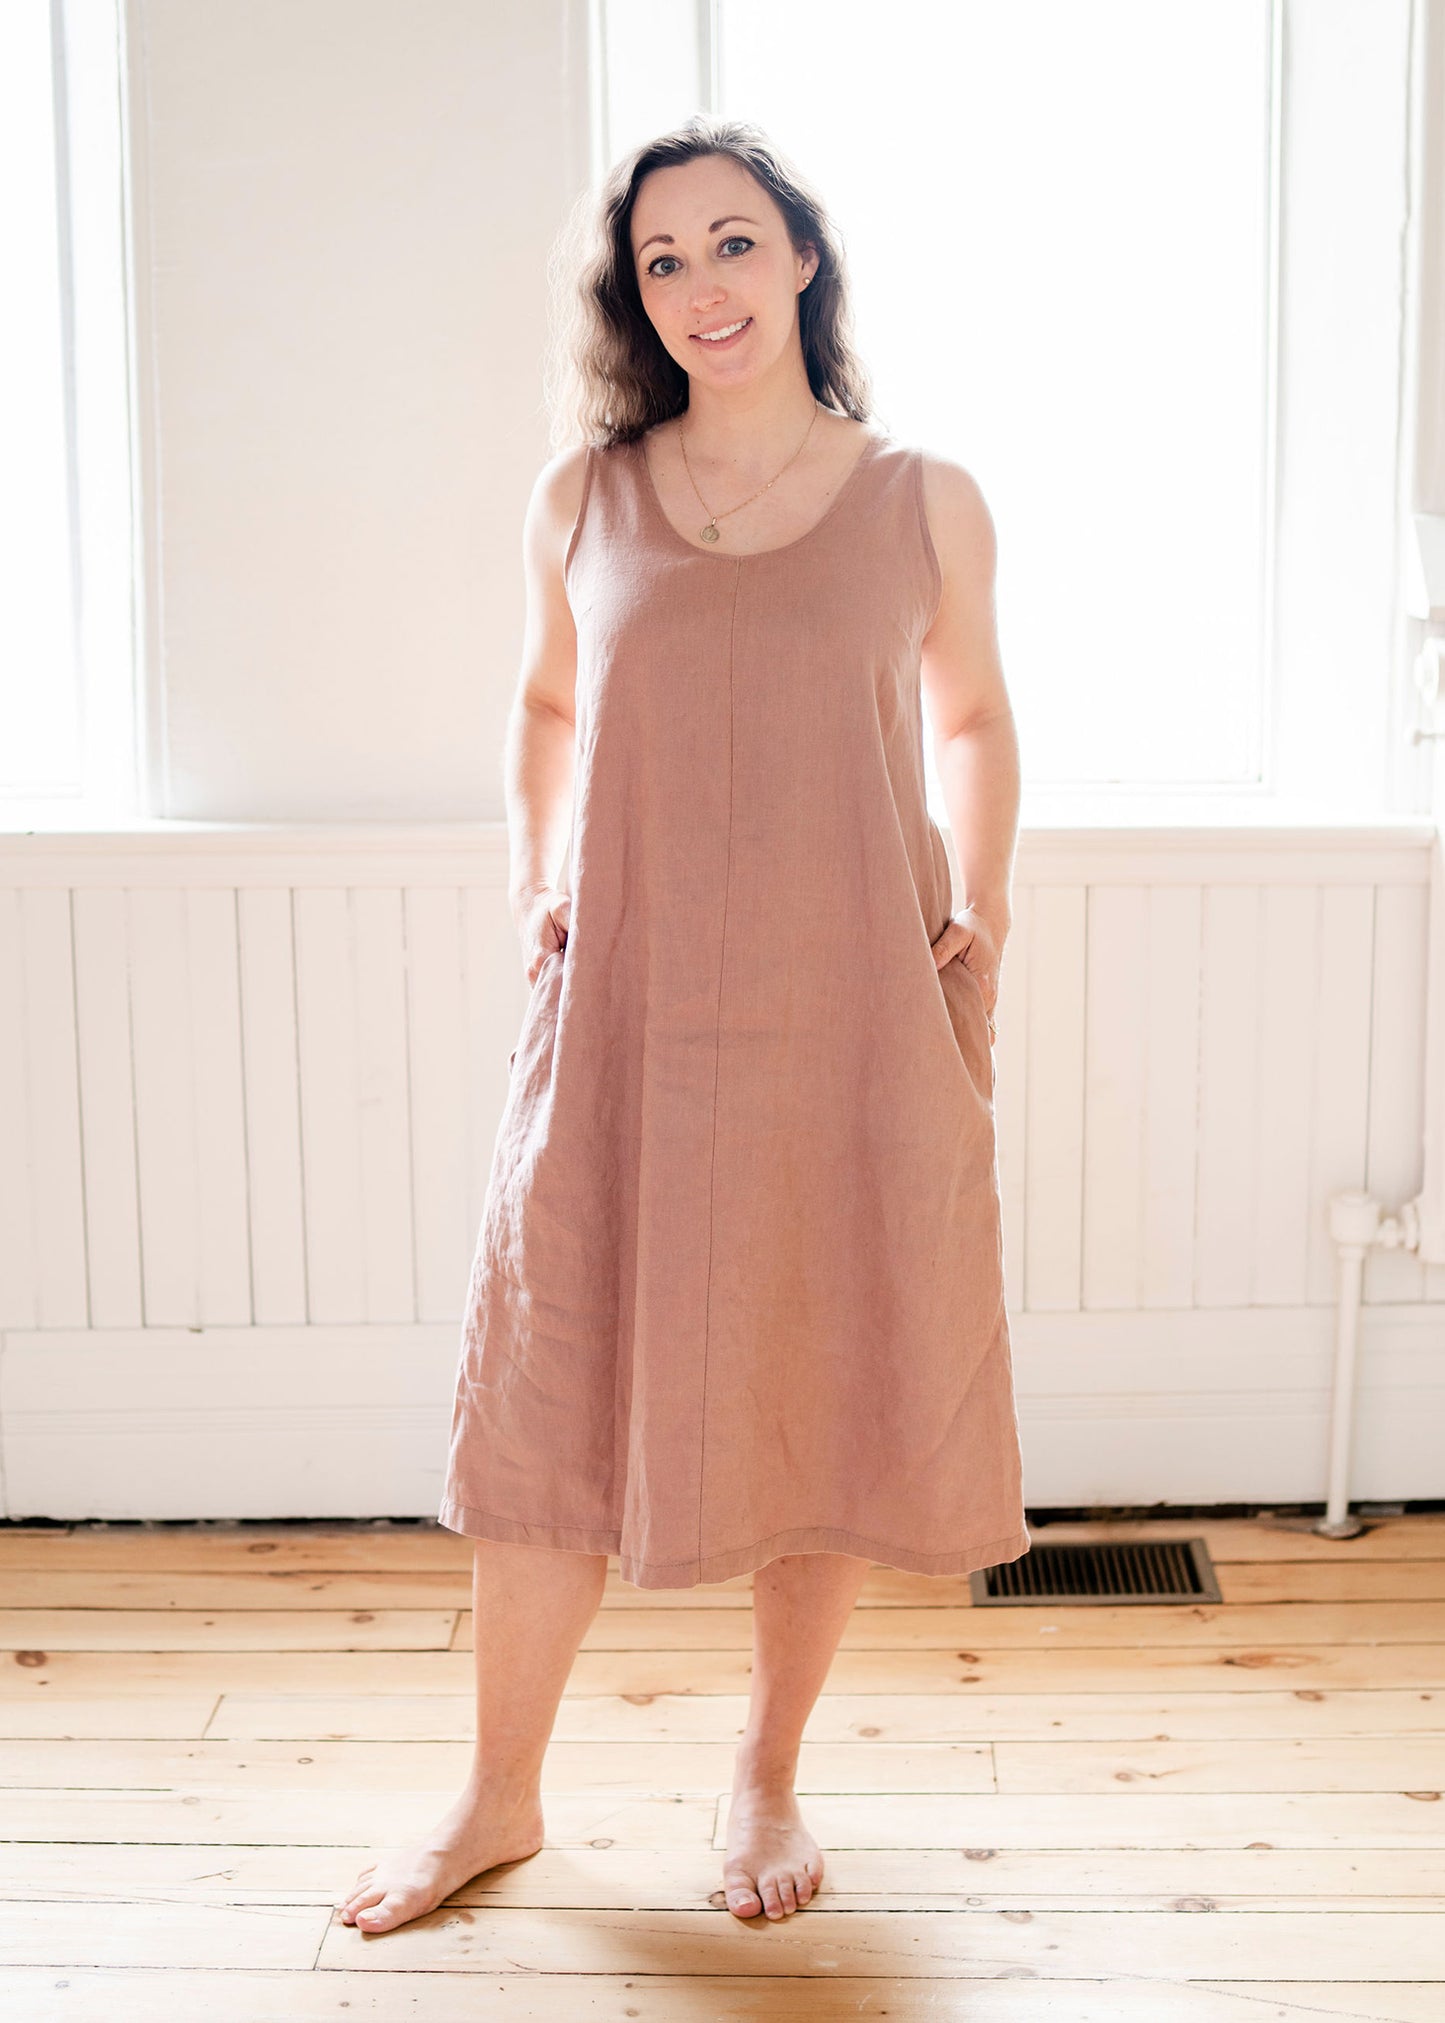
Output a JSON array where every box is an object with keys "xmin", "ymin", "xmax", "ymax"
[{"xmin": 0, "ymin": 822, "xmax": 1441, "ymax": 1523}]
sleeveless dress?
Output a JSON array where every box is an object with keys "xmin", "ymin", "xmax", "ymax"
[{"xmin": 437, "ymin": 425, "xmax": 1031, "ymax": 1589}]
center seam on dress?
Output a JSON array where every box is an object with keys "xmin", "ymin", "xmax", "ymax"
[{"xmin": 698, "ymin": 556, "xmax": 744, "ymax": 1564}]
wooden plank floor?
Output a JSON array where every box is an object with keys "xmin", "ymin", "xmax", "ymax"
[{"xmin": 1, "ymin": 1512, "xmax": 1442, "ymax": 2020}]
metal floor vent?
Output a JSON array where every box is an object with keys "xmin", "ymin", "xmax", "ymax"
[{"xmin": 969, "ymin": 1537, "xmax": 1221, "ymax": 1606}]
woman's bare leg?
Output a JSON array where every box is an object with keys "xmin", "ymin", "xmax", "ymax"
[
  {"xmin": 337, "ymin": 1535, "xmax": 608, "ymax": 1933},
  {"xmin": 722, "ymin": 1550, "xmax": 873, "ymax": 1920}
]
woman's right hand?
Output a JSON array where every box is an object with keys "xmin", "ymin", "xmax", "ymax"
[{"xmin": 516, "ymin": 886, "xmax": 572, "ymax": 986}]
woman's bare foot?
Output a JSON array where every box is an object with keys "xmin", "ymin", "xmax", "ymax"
[
  {"xmin": 336, "ymin": 1783, "xmax": 545, "ymax": 1934},
  {"xmin": 721, "ymin": 1778, "xmax": 824, "ymax": 1919}
]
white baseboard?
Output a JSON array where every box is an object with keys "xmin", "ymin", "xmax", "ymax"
[{"xmin": 2, "ymin": 1305, "xmax": 1440, "ymax": 1520}]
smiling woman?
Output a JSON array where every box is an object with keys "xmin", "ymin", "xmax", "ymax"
[
  {"xmin": 344, "ymin": 113, "xmax": 1026, "ymax": 1942},
  {"xmin": 543, "ymin": 119, "xmax": 872, "ymax": 452},
  {"xmin": 587, "ymin": 142, "xmax": 892, "ymax": 553}
]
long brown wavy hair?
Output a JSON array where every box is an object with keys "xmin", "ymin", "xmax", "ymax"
[{"xmin": 543, "ymin": 115, "xmax": 875, "ymax": 452}]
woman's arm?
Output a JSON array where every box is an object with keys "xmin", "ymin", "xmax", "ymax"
[
  {"xmin": 506, "ymin": 445, "xmax": 589, "ymax": 978},
  {"xmin": 917, "ymin": 452, "xmax": 1020, "ymax": 1014}
]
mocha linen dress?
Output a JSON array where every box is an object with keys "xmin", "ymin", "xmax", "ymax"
[{"xmin": 437, "ymin": 424, "xmax": 1030, "ymax": 1589}]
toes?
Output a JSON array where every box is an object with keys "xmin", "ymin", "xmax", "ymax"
[
  {"xmin": 337, "ymin": 1864, "xmax": 378, "ymax": 1915},
  {"xmin": 355, "ymin": 1895, "xmax": 400, "ymax": 1930},
  {"xmin": 723, "ymin": 1847, "xmax": 820, "ymax": 1919},
  {"xmin": 725, "ymin": 1879, "xmax": 763, "ymax": 1916},
  {"xmin": 343, "ymin": 1888, "xmax": 386, "ymax": 1927},
  {"xmin": 758, "ymin": 1876, "xmax": 787, "ymax": 1918}
]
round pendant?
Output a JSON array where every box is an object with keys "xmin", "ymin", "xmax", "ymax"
[{"xmin": 699, "ymin": 523, "xmax": 720, "ymax": 543}]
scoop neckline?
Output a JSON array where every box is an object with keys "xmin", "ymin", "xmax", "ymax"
[{"xmin": 633, "ymin": 424, "xmax": 889, "ymax": 562}]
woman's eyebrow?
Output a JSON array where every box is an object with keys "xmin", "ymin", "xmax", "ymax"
[{"xmin": 636, "ymin": 214, "xmax": 759, "ymax": 257}]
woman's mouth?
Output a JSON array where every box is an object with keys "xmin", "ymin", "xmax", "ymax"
[{"xmin": 690, "ymin": 316, "xmax": 753, "ymax": 350}]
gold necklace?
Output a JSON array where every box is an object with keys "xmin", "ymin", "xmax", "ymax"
[{"xmin": 677, "ymin": 403, "xmax": 821, "ymax": 544}]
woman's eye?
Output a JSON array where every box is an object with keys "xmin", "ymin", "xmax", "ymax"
[{"xmin": 645, "ymin": 236, "xmax": 753, "ymax": 280}]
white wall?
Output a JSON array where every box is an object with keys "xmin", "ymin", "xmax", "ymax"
[
  {"xmin": 1, "ymin": 824, "xmax": 1442, "ymax": 1521},
  {"xmin": 2, "ymin": 5, "xmax": 1441, "ymax": 1523},
  {"xmin": 127, "ymin": 0, "xmax": 588, "ymax": 821}
]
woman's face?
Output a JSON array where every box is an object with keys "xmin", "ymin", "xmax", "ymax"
[{"xmin": 629, "ymin": 155, "xmax": 816, "ymax": 386}]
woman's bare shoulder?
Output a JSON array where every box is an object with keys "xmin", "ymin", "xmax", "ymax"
[
  {"xmin": 521, "ymin": 441, "xmax": 602, "ymax": 583},
  {"xmin": 530, "ymin": 441, "xmax": 594, "ymax": 533},
  {"xmin": 915, "ymin": 444, "xmax": 993, "ymax": 518},
  {"xmin": 915, "ymin": 445, "xmax": 997, "ymax": 572}
]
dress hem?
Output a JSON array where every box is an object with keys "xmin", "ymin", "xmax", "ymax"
[{"xmin": 436, "ymin": 1495, "xmax": 1031, "ymax": 1590}]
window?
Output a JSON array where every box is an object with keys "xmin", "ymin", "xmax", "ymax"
[
  {"xmin": 1, "ymin": 0, "xmax": 135, "ymax": 821},
  {"xmin": 600, "ymin": 0, "xmax": 1421, "ymax": 824}
]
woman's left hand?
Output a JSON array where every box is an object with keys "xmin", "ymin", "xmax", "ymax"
[{"xmin": 930, "ymin": 910, "xmax": 1003, "ymax": 1036}]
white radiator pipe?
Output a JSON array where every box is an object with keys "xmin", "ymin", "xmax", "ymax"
[
  {"xmin": 1320, "ymin": 1191, "xmax": 1415, "ymax": 1539},
  {"xmin": 1405, "ymin": 825, "xmax": 1445, "ymax": 1262}
]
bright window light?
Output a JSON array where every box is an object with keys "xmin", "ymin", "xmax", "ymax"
[
  {"xmin": 0, "ymin": 1, "xmax": 80, "ymax": 793},
  {"xmin": 714, "ymin": 0, "xmax": 1274, "ymax": 793}
]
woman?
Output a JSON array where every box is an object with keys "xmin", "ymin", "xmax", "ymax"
[{"xmin": 338, "ymin": 114, "xmax": 1028, "ymax": 1936}]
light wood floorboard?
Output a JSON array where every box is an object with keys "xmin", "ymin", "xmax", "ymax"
[{"xmin": 0, "ymin": 1512, "xmax": 1441, "ymax": 2020}]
